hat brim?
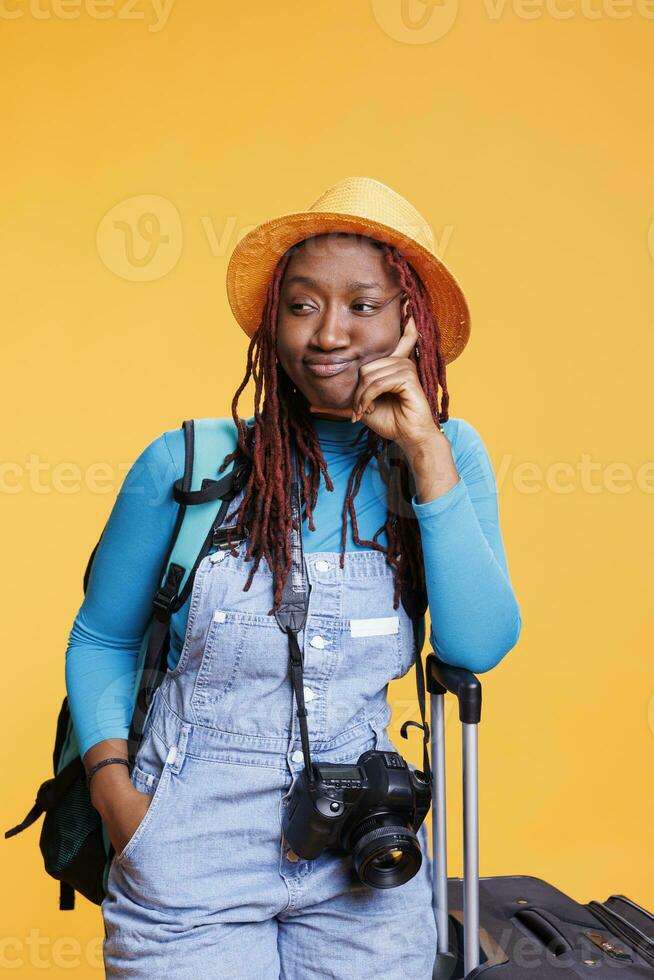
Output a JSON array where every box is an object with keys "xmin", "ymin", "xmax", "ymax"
[{"xmin": 226, "ymin": 211, "xmax": 470, "ymax": 364}]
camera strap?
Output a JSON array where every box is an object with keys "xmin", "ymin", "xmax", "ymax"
[
  {"xmin": 273, "ymin": 440, "xmax": 315, "ymax": 784},
  {"xmin": 273, "ymin": 432, "xmax": 432, "ymax": 787}
]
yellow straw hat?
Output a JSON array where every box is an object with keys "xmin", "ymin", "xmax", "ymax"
[{"xmin": 225, "ymin": 176, "xmax": 470, "ymax": 364}]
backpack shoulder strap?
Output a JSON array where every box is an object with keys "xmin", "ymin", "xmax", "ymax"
[
  {"xmin": 163, "ymin": 416, "xmax": 253, "ymax": 602},
  {"xmin": 127, "ymin": 416, "xmax": 253, "ymax": 766}
]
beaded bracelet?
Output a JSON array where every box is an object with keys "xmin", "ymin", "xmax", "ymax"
[{"xmin": 86, "ymin": 757, "xmax": 130, "ymax": 789}]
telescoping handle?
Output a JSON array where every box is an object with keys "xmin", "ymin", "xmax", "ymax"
[{"xmin": 427, "ymin": 653, "xmax": 483, "ymax": 979}]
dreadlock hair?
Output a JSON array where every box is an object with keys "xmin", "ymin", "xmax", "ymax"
[{"xmin": 220, "ymin": 232, "xmax": 450, "ymax": 618}]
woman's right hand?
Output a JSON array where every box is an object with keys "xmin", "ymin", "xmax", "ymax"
[
  {"xmin": 97, "ymin": 783, "xmax": 154, "ymax": 857},
  {"xmin": 85, "ymin": 743, "xmax": 154, "ymax": 857}
]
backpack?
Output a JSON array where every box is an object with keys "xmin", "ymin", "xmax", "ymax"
[{"xmin": 4, "ymin": 417, "xmax": 254, "ymax": 910}]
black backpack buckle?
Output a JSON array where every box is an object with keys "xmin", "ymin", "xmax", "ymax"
[
  {"xmin": 212, "ymin": 523, "xmax": 249, "ymax": 550},
  {"xmin": 152, "ymin": 588, "xmax": 178, "ymax": 615},
  {"xmin": 152, "ymin": 562, "xmax": 184, "ymax": 616}
]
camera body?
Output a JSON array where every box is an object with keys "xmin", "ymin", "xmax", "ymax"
[{"xmin": 281, "ymin": 748, "xmax": 431, "ymax": 888}]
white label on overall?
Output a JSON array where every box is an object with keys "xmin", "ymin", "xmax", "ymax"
[
  {"xmin": 349, "ymin": 616, "xmax": 399, "ymax": 638},
  {"xmin": 213, "ymin": 610, "xmax": 227, "ymax": 623}
]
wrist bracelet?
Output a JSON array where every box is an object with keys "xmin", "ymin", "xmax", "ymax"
[{"xmin": 86, "ymin": 757, "xmax": 130, "ymax": 789}]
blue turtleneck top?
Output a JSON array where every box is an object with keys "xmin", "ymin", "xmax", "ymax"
[{"xmin": 65, "ymin": 416, "xmax": 522, "ymax": 758}]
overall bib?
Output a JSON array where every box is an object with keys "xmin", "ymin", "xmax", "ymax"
[{"xmin": 102, "ymin": 479, "xmax": 438, "ymax": 979}]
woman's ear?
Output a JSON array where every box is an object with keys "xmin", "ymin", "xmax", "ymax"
[{"xmin": 400, "ymin": 294, "xmax": 410, "ymax": 334}]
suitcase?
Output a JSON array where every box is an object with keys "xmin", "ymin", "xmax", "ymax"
[{"xmin": 427, "ymin": 655, "xmax": 654, "ymax": 978}]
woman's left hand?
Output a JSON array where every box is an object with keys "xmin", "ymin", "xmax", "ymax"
[{"xmin": 351, "ymin": 313, "xmax": 438, "ymax": 451}]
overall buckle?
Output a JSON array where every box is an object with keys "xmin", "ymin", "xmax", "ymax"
[{"xmin": 212, "ymin": 523, "xmax": 249, "ymax": 550}]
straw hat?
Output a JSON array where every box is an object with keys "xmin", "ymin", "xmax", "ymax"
[{"xmin": 225, "ymin": 176, "xmax": 470, "ymax": 364}]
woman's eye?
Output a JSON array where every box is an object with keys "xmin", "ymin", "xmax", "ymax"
[{"xmin": 288, "ymin": 300, "xmax": 381, "ymax": 313}]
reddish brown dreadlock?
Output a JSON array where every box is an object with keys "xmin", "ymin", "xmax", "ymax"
[{"xmin": 220, "ymin": 233, "xmax": 450, "ymax": 617}]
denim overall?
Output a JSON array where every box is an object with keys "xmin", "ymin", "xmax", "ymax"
[{"xmin": 102, "ymin": 479, "xmax": 438, "ymax": 979}]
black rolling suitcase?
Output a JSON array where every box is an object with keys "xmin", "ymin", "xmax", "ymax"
[{"xmin": 427, "ymin": 655, "xmax": 654, "ymax": 978}]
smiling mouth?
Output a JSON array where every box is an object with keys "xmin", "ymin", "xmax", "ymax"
[{"xmin": 304, "ymin": 361, "xmax": 354, "ymax": 378}]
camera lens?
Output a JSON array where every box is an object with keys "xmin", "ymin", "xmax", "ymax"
[
  {"xmin": 351, "ymin": 815, "xmax": 422, "ymax": 889},
  {"xmin": 374, "ymin": 848, "xmax": 404, "ymax": 870}
]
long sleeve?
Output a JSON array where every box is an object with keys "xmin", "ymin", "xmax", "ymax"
[
  {"xmin": 64, "ymin": 428, "xmax": 184, "ymax": 759},
  {"xmin": 64, "ymin": 415, "xmax": 521, "ymax": 759},
  {"xmin": 411, "ymin": 418, "xmax": 522, "ymax": 673}
]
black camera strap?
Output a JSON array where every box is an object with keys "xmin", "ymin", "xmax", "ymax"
[
  {"xmin": 273, "ymin": 441, "xmax": 314, "ymax": 784},
  {"xmin": 273, "ymin": 432, "xmax": 432, "ymax": 788}
]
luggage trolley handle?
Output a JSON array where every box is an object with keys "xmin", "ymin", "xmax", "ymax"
[{"xmin": 427, "ymin": 653, "xmax": 483, "ymax": 979}]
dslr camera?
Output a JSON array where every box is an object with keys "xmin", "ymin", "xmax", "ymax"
[{"xmin": 281, "ymin": 748, "xmax": 431, "ymax": 889}]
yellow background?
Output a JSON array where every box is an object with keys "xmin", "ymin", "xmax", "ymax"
[{"xmin": 2, "ymin": 0, "xmax": 653, "ymax": 972}]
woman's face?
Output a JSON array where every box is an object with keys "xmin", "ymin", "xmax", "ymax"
[{"xmin": 276, "ymin": 234, "xmax": 404, "ymax": 412}]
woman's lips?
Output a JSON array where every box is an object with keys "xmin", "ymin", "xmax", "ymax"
[{"xmin": 304, "ymin": 361, "xmax": 353, "ymax": 378}]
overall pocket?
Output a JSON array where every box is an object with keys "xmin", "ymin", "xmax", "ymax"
[
  {"xmin": 191, "ymin": 609, "xmax": 250, "ymax": 707},
  {"xmin": 114, "ymin": 744, "xmax": 176, "ymax": 866},
  {"xmin": 190, "ymin": 609, "xmax": 293, "ymax": 733}
]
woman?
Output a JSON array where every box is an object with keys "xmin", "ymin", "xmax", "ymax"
[{"xmin": 66, "ymin": 176, "xmax": 522, "ymax": 978}]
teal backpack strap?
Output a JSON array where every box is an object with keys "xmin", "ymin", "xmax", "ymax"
[
  {"xmin": 167, "ymin": 417, "xmax": 253, "ymax": 600},
  {"xmin": 126, "ymin": 416, "xmax": 253, "ymax": 767}
]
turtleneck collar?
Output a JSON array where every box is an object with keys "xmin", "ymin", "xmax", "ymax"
[{"xmin": 309, "ymin": 415, "xmax": 369, "ymax": 452}]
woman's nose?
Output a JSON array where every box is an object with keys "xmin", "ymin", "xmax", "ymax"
[{"xmin": 310, "ymin": 300, "xmax": 350, "ymax": 349}]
